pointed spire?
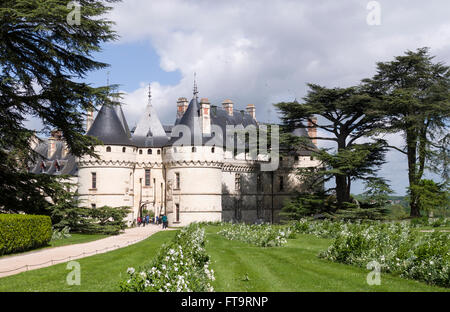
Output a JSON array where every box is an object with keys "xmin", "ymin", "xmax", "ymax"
[
  {"xmin": 148, "ymin": 83, "xmax": 152, "ymax": 107},
  {"xmin": 193, "ymin": 72, "xmax": 198, "ymax": 99}
]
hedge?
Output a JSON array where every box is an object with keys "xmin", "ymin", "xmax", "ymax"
[{"xmin": 0, "ymin": 214, "xmax": 52, "ymax": 256}]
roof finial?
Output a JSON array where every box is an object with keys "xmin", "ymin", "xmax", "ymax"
[
  {"xmin": 148, "ymin": 83, "xmax": 152, "ymax": 107},
  {"xmin": 193, "ymin": 72, "xmax": 198, "ymax": 99}
]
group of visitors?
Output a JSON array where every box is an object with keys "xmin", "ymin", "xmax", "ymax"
[
  {"xmin": 136, "ymin": 214, "xmax": 168, "ymax": 229},
  {"xmin": 137, "ymin": 215, "xmax": 150, "ymax": 227}
]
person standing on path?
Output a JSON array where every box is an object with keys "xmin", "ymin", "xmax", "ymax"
[{"xmin": 162, "ymin": 215, "xmax": 168, "ymax": 229}]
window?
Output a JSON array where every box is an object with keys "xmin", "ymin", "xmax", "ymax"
[
  {"xmin": 145, "ymin": 169, "xmax": 151, "ymax": 186},
  {"xmin": 91, "ymin": 172, "xmax": 97, "ymax": 189},
  {"xmin": 294, "ymin": 155, "xmax": 299, "ymax": 161},
  {"xmin": 279, "ymin": 176, "xmax": 284, "ymax": 191},
  {"xmin": 310, "ymin": 156, "xmax": 314, "ymax": 161},
  {"xmin": 147, "ymin": 149, "xmax": 152, "ymax": 155},
  {"xmin": 192, "ymin": 146, "xmax": 196, "ymax": 153},
  {"xmin": 235, "ymin": 173, "xmax": 241, "ymax": 192},
  {"xmin": 157, "ymin": 149, "xmax": 161, "ymax": 155},
  {"xmin": 122, "ymin": 147, "xmax": 126, "ymax": 153},
  {"xmin": 175, "ymin": 204, "xmax": 180, "ymax": 222},
  {"xmin": 139, "ymin": 149, "xmax": 143, "ymax": 155},
  {"xmin": 91, "ymin": 203, "xmax": 96, "ymax": 209},
  {"xmin": 211, "ymin": 146, "xmax": 215, "ymax": 153},
  {"xmin": 175, "ymin": 173, "xmax": 180, "ymax": 189},
  {"xmin": 106, "ymin": 146, "xmax": 111, "ymax": 152}
]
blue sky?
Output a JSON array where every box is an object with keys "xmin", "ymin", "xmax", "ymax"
[
  {"xmin": 86, "ymin": 42, "xmax": 181, "ymax": 93},
  {"xmin": 28, "ymin": 0, "xmax": 450, "ymax": 196}
]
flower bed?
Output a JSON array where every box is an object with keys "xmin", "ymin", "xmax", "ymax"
[
  {"xmin": 217, "ymin": 223, "xmax": 292, "ymax": 247},
  {"xmin": 120, "ymin": 223, "xmax": 214, "ymax": 292},
  {"xmin": 291, "ymin": 218, "xmax": 449, "ymax": 288}
]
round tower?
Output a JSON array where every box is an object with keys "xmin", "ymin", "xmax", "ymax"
[
  {"xmin": 77, "ymin": 103, "xmax": 137, "ymax": 226},
  {"xmin": 164, "ymin": 94, "xmax": 224, "ymax": 227}
]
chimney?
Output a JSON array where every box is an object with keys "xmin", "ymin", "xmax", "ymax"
[
  {"xmin": 62, "ymin": 142, "xmax": 69, "ymax": 158},
  {"xmin": 29, "ymin": 134, "xmax": 40, "ymax": 150},
  {"xmin": 177, "ymin": 97, "xmax": 189, "ymax": 119},
  {"xmin": 246, "ymin": 104, "xmax": 256, "ymax": 120},
  {"xmin": 200, "ymin": 98, "xmax": 211, "ymax": 135},
  {"xmin": 222, "ymin": 99, "xmax": 233, "ymax": 116},
  {"xmin": 48, "ymin": 135, "xmax": 57, "ymax": 159},
  {"xmin": 86, "ymin": 106, "xmax": 94, "ymax": 132},
  {"xmin": 307, "ymin": 117, "xmax": 318, "ymax": 146}
]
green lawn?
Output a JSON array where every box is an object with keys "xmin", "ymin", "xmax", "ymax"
[
  {"xmin": 0, "ymin": 233, "xmax": 110, "ymax": 259},
  {"xmin": 49, "ymin": 233, "xmax": 110, "ymax": 248},
  {"xmin": 205, "ymin": 226, "xmax": 449, "ymax": 292},
  {"xmin": 0, "ymin": 226, "xmax": 447, "ymax": 292},
  {"xmin": 0, "ymin": 230, "xmax": 177, "ymax": 292}
]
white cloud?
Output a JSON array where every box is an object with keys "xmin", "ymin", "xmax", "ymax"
[{"xmin": 106, "ymin": 0, "xmax": 449, "ymax": 194}]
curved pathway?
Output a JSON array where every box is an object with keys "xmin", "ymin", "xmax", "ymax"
[{"xmin": 0, "ymin": 224, "xmax": 166, "ymax": 278}]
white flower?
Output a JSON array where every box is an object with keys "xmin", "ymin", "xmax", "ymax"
[{"xmin": 127, "ymin": 267, "xmax": 135, "ymax": 274}]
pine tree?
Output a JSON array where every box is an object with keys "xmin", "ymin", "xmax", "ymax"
[
  {"xmin": 0, "ymin": 0, "xmax": 119, "ymax": 212},
  {"xmin": 276, "ymin": 85, "xmax": 387, "ymax": 209},
  {"xmin": 363, "ymin": 48, "xmax": 450, "ymax": 217}
]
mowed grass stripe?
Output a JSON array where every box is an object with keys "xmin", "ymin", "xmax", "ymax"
[
  {"xmin": 205, "ymin": 226, "xmax": 449, "ymax": 292},
  {"xmin": 0, "ymin": 230, "xmax": 177, "ymax": 292}
]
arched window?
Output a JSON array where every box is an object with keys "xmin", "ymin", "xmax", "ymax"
[
  {"xmin": 106, "ymin": 146, "xmax": 111, "ymax": 152},
  {"xmin": 139, "ymin": 149, "xmax": 143, "ymax": 155},
  {"xmin": 211, "ymin": 146, "xmax": 215, "ymax": 153},
  {"xmin": 157, "ymin": 149, "xmax": 161, "ymax": 155},
  {"xmin": 147, "ymin": 149, "xmax": 152, "ymax": 155},
  {"xmin": 122, "ymin": 147, "xmax": 126, "ymax": 153}
]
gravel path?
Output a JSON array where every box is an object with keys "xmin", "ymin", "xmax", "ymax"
[{"xmin": 0, "ymin": 224, "xmax": 166, "ymax": 278}]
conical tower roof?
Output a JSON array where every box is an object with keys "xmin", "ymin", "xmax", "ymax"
[
  {"xmin": 170, "ymin": 96, "xmax": 203, "ymax": 146},
  {"xmin": 87, "ymin": 104, "xmax": 133, "ymax": 146},
  {"xmin": 131, "ymin": 84, "xmax": 168, "ymax": 147},
  {"xmin": 114, "ymin": 104, "xmax": 131, "ymax": 138}
]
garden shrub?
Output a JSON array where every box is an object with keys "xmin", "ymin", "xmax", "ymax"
[
  {"xmin": 217, "ymin": 223, "xmax": 291, "ymax": 247},
  {"xmin": 0, "ymin": 214, "xmax": 52, "ymax": 256},
  {"xmin": 292, "ymin": 219, "xmax": 450, "ymax": 288},
  {"xmin": 120, "ymin": 223, "xmax": 214, "ymax": 292}
]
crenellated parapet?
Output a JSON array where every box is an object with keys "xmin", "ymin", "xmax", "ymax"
[
  {"xmin": 77, "ymin": 159, "xmax": 136, "ymax": 169},
  {"xmin": 165, "ymin": 159, "xmax": 224, "ymax": 169}
]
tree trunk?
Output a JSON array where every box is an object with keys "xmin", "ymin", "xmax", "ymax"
[
  {"xmin": 406, "ymin": 129, "xmax": 421, "ymax": 217},
  {"xmin": 335, "ymin": 137, "xmax": 350, "ymax": 208}
]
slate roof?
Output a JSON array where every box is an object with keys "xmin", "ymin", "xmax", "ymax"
[
  {"xmin": 169, "ymin": 96, "xmax": 203, "ymax": 146},
  {"xmin": 170, "ymin": 97, "xmax": 258, "ymax": 147},
  {"xmin": 114, "ymin": 104, "xmax": 131, "ymax": 138},
  {"xmin": 87, "ymin": 104, "xmax": 134, "ymax": 146},
  {"xmin": 29, "ymin": 140, "xmax": 78, "ymax": 176},
  {"xmin": 132, "ymin": 103, "xmax": 168, "ymax": 148}
]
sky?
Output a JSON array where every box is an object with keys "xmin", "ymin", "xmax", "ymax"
[{"xmin": 26, "ymin": 0, "xmax": 450, "ymax": 195}]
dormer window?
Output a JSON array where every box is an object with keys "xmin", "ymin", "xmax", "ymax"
[
  {"xmin": 192, "ymin": 147, "xmax": 197, "ymax": 153},
  {"xmin": 40, "ymin": 161, "xmax": 46, "ymax": 173},
  {"xmin": 139, "ymin": 149, "xmax": 143, "ymax": 155},
  {"xmin": 122, "ymin": 147, "xmax": 126, "ymax": 153},
  {"xmin": 157, "ymin": 149, "xmax": 161, "ymax": 155},
  {"xmin": 55, "ymin": 160, "xmax": 60, "ymax": 172},
  {"xmin": 106, "ymin": 146, "xmax": 111, "ymax": 152},
  {"xmin": 148, "ymin": 149, "xmax": 152, "ymax": 155},
  {"xmin": 211, "ymin": 146, "xmax": 215, "ymax": 153}
]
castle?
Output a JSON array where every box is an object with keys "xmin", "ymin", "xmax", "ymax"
[{"xmin": 29, "ymin": 84, "xmax": 320, "ymax": 227}]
